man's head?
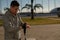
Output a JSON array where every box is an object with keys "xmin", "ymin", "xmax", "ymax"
[{"xmin": 10, "ymin": 1, "xmax": 19, "ymax": 15}]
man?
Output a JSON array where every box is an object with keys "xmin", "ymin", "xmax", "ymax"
[{"xmin": 3, "ymin": 1, "xmax": 30, "ymax": 40}]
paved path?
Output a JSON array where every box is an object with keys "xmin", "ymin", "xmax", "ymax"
[{"xmin": 1, "ymin": 24, "xmax": 60, "ymax": 40}]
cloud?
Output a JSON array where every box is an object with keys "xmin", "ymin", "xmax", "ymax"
[{"xmin": 21, "ymin": 8, "xmax": 49, "ymax": 13}]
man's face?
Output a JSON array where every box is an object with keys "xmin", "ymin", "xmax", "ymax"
[{"xmin": 10, "ymin": 6, "xmax": 19, "ymax": 15}]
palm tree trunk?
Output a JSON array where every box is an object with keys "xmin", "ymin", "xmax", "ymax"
[{"xmin": 31, "ymin": 0, "xmax": 34, "ymax": 19}]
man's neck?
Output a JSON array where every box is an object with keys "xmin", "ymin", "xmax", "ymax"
[{"xmin": 12, "ymin": 13, "xmax": 16, "ymax": 16}]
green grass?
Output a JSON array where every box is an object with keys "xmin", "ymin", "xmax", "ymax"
[
  {"xmin": 0, "ymin": 19, "xmax": 3, "ymax": 26},
  {"xmin": 22, "ymin": 17, "xmax": 60, "ymax": 25},
  {"xmin": 0, "ymin": 17, "xmax": 60, "ymax": 26}
]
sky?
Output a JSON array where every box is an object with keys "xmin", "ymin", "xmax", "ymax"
[{"xmin": 0, "ymin": 0, "xmax": 60, "ymax": 14}]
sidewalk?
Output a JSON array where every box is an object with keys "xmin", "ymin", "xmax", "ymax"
[{"xmin": 0, "ymin": 24, "xmax": 60, "ymax": 40}]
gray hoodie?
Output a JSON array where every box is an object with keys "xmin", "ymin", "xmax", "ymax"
[{"xmin": 3, "ymin": 10, "xmax": 23, "ymax": 40}]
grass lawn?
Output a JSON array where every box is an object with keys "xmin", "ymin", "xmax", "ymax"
[
  {"xmin": 0, "ymin": 17, "xmax": 60, "ymax": 26},
  {"xmin": 22, "ymin": 17, "xmax": 60, "ymax": 25},
  {"xmin": 0, "ymin": 19, "xmax": 3, "ymax": 26}
]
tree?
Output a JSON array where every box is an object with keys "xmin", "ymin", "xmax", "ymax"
[
  {"xmin": 21, "ymin": 4, "xmax": 31, "ymax": 12},
  {"xmin": 22, "ymin": 4, "xmax": 43, "ymax": 12},
  {"xmin": 22, "ymin": 0, "xmax": 43, "ymax": 19},
  {"xmin": 34, "ymin": 4, "xmax": 43, "ymax": 11},
  {"xmin": 31, "ymin": 0, "xmax": 34, "ymax": 19},
  {"xmin": 4, "ymin": 8, "xmax": 9, "ymax": 11},
  {"xmin": 21, "ymin": 3, "xmax": 43, "ymax": 19}
]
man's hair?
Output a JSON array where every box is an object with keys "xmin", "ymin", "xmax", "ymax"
[{"xmin": 10, "ymin": 1, "xmax": 19, "ymax": 7}]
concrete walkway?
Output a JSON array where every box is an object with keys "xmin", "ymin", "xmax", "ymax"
[{"xmin": 1, "ymin": 24, "xmax": 60, "ymax": 40}]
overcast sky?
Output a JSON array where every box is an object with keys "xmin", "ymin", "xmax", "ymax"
[{"xmin": 0, "ymin": 0, "xmax": 60, "ymax": 14}]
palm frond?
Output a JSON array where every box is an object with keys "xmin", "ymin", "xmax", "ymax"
[
  {"xmin": 34, "ymin": 4, "xmax": 43, "ymax": 10},
  {"xmin": 25, "ymin": 4, "xmax": 31, "ymax": 8},
  {"xmin": 21, "ymin": 6, "xmax": 27, "ymax": 10},
  {"xmin": 21, "ymin": 4, "xmax": 31, "ymax": 10},
  {"xmin": 4, "ymin": 8, "xmax": 9, "ymax": 11}
]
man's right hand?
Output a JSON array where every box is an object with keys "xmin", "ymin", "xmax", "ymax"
[{"xmin": 19, "ymin": 26, "xmax": 22, "ymax": 30}]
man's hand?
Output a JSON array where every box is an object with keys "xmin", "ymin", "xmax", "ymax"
[
  {"xmin": 26, "ymin": 23, "xmax": 31, "ymax": 29},
  {"xmin": 22, "ymin": 22, "xmax": 31, "ymax": 29},
  {"xmin": 19, "ymin": 26, "xmax": 22, "ymax": 30}
]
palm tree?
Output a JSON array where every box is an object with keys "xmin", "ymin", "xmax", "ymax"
[
  {"xmin": 4, "ymin": 8, "xmax": 9, "ymax": 11},
  {"xmin": 22, "ymin": 4, "xmax": 43, "ymax": 11},
  {"xmin": 21, "ymin": 3, "xmax": 43, "ymax": 19},
  {"xmin": 25, "ymin": 4, "xmax": 31, "ymax": 8},
  {"xmin": 21, "ymin": 0, "xmax": 43, "ymax": 19},
  {"xmin": 21, "ymin": 4, "xmax": 31, "ymax": 11},
  {"xmin": 22, "ymin": 0, "xmax": 35, "ymax": 19},
  {"xmin": 31, "ymin": 0, "xmax": 34, "ymax": 19},
  {"xmin": 34, "ymin": 4, "xmax": 43, "ymax": 12}
]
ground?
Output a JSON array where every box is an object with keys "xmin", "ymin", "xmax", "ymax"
[{"xmin": 0, "ymin": 24, "xmax": 60, "ymax": 40}]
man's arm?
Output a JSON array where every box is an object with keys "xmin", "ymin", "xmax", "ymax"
[
  {"xmin": 19, "ymin": 16, "xmax": 31, "ymax": 28},
  {"xmin": 19, "ymin": 17, "xmax": 24, "ymax": 26}
]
